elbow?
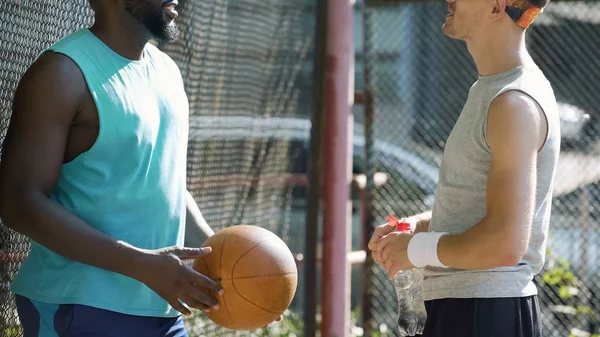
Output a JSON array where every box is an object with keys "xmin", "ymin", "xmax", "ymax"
[
  {"xmin": 477, "ymin": 246, "xmax": 524, "ymax": 269},
  {"xmin": 476, "ymin": 216, "xmax": 528, "ymax": 268},
  {"xmin": 495, "ymin": 249, "xmax": 525, "ymax": 267},
  {"xmin": 489, "ymin": 238, "xmax": 527, "ymax": 268}
]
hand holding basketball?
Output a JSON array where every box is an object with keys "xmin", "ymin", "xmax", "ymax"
[{"xmin": 134, "ymin": 246, "xmax": 224, "ymax": 316}]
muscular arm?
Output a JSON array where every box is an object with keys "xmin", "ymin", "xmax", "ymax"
[
  {"xmin": 437, "ymin": 91, "xmax": 548, "ymax": 270},
  {"xmin": 0, "ymin": 53, "xmax": 146, "ymax": 280},
  {"xmin": 184, "ymin": 190, "xmax": 214, "ymax": 248}
]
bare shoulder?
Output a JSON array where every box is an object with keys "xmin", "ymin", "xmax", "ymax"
[
  {"xmin": 1, "ymin": 52, "xmax": 90, "ymax": 197},
  {"xmin": 490, "ymin": 90, "xmax": 545, "ymax": 125},
  {"xmin": 26, "ymin": 51, "xmax": 83, "ymax": 78},
  {"xmin": 487, "ymin": 90, "xmax": 548, "ymax": 152},
  {"xmin": 14, "ymin": 51, "xmax": 87, "ymax": 110}
]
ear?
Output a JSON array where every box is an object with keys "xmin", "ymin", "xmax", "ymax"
[{"xmin": 491, "ymin": 0, "xmax": 507, "ymax": 19}]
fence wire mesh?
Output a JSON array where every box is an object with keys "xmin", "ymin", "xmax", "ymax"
[
  {"xmin": 362, "ymin": 1, "xmax": 600, "ymax": 336},
  {"xmin": 0, "ymin": 1, "xmax": 316, "ymax": 336}
]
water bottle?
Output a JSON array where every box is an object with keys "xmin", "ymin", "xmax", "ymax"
[{"xmin": 388, "ymin": 216, "xmax": 427, "ymax": 336}]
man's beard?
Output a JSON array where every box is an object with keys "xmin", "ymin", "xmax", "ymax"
[{"xmin": 125, "ymin": 0, "xmax": 180, "ymax": 42}]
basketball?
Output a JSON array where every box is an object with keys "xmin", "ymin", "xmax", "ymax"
[{"xmin": 192, "ymin": 225, "xmax": 298, "ymax": 330}]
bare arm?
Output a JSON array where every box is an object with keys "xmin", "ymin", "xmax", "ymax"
[
  {"xmin": 0, "ymin": 53, "xmax": 221, "ymax": 314},
  {"xmin": 437, "ymin": 91, "xmax": 548, "ymax": 270},
  {"xmin": 0, "ymin": 53, "xmax": 148, "ymax": 279},
  {"xmin": 184, "ymin": 190, "xmax": 215, "ymax": 248}
]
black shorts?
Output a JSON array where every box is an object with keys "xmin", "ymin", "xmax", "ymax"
[{"xmin": 422, "ymin": 295, "xmax": 541, "ymax": 337}]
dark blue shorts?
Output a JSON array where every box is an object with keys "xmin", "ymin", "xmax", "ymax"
[{"xmin": 15, "ymin": 295, "xmax": 188, "ymax": 337}]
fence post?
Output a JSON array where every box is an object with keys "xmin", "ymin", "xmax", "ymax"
[
  {"xmin": 321, "ymin": 0, "xmax": 354, "ymax": 335},
  {"xmin": 360, "ymin": 0, "xmax": 377, "ymax": 333},
  {"xmin": 361, "ymin": 88, "xmax": 377, "ymax": 336},
  {"xmin": 304, "ymin": 0, "xmax": 329, "ymax": 335}
]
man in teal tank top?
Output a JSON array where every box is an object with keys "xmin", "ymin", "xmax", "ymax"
[{"xmin": 0, "ymin": 1, "xmax": 227, "ymax": 336}]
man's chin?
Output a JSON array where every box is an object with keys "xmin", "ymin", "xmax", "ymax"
[
  {"xmin": 156, "ymin": 24, "xmax": 180, "ymax": 43},
  {"xmin": 441, "ymin": 24, "xmax": 460, "ymax": 40}
]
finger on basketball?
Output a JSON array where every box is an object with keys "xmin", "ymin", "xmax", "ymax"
[
  {"xmin": 176, "ymin": 247, "xmax": 212, "ymax": 260},
  {"xmin": 188, "ymin": 267, "xmax": 224, "ymax": 295},
  {"xmin": 179, "ymin": 293, "xmax": 212, "ymax": 312},
  {"xmin": 184, "ymin": 282, "xmax": 220, "ymax": 309},
  {"xmin": 170, "ymin": 299, "xmax": 192, "ymax": 316}
]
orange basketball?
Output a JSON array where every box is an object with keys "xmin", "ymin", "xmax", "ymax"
[{"xmin": 192, "ymin": 225, "xmax": 298, "ymax": 330}]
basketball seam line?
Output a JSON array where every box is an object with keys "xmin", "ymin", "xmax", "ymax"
[
  {"xmin": 230, "ymin": 238, "xmax": 278, "ymax": 281},
  {"xmin": 230, "ymin": 238, "xmax": 286, "ymax": 315},
  {"xmin": 231, "ymin": 281, "xmax": 283, "ymax": 315},
  {"xmin": 219, "ymin": 232, "xmax": 234, "ymax": 325},
  {"xmin": 220, "ymin": 272, "xmax": 297, "ymax": 280}
]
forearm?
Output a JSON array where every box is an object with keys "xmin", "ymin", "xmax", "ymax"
[
  {"xmin": 184, "ymin": 190, "xmax": 214, "ymax": 248},
  {"xmin": 1, "ymin": 192, "xmax": 147, "ymax": 280},
  {"xmin": 436, "ymin": 217, "xmax": 523, "ymax": 270}
]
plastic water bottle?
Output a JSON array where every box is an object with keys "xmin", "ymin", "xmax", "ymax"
[{"xmin": 388, "ymin": 216, "xmax": 427, "ymax": 337}]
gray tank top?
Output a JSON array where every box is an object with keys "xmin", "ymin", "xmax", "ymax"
[{"xmin": 423, "ymin": 66, "xmax": 561, "ymax": 300}]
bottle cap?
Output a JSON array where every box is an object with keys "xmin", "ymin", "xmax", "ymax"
[{"xmin": 387, "ymin": 215, "xmax": 411, "ymax": 232}]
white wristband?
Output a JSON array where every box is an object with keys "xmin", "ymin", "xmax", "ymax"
[{"xmin": 407, "ymin": 232, "xmax": 448, "ymax": 268}]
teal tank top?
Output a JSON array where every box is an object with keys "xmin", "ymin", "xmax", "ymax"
[{"xmin": 11, "ymin": 29, "xmax": 189, "ymax": 318}]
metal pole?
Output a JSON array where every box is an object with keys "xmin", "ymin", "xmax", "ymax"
[
  {"xmin": 360, "ymin": 1, "xmax": 376, "ymax": 334},
  {"xmin": 361, "ymin": 89, "xmax": 376, "ymax": 335},
  {"xmin": 321, "ymin": 0, "xmax": 354, "ymax": 335},
  {"xmin": 304, "ymin": 0, "xmax": 329, "ymax": 335},
  {"xmin": 579, "ymin": 185, "xmax": 590, "ymax": 330}
]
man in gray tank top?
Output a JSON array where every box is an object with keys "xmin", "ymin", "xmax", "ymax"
[{"xmin": 368, "ymin": 0, "xmax": 560, "ymax": 335}]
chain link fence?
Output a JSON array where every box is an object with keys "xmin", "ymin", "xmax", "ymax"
[
  {"xmin": 0, "ymin": 3, "xmax": 97, "ymax": 336},
  {"xmin": 361, "ymin": 1, "xmax": 600, "ymax": 336},
  {"xmin": 0, "ymin": 0, "xmax": 316, "ymax": 336}
]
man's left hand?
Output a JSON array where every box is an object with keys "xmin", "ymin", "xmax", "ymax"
[{"xmin": 377, "ymin": 232, "xmax": 415, "ymax": 279}]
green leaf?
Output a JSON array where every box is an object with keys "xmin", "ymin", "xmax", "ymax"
[
  {"xmin": 558, "ymin": 257, "xmax": 570, "ymax": 269},
  {"xmin": 576, "ymin": 305, "xmax": 594, "ymax": 315},
  {"xmin": 563, "ymin": 272, "xmax": 575, "ymax": 282},
  {"xmin": 542, "ymin": 272, "xmax": 562, "ymax": 285},
  {"xmin": 559, "ymin": 285, "xmax": 576, "ymax": 299},
  {"xmin": 542, "ymin": 272, "xmax": 553, "ymax": 284}
]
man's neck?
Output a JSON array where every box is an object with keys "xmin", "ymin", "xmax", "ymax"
[
  {"xmin": 89, "ymin": 14, "xmax": 151, "ymax": 61},
  {"xmin": 467, "ymin": 29, "xmax": 533, "ymax": 77}
]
